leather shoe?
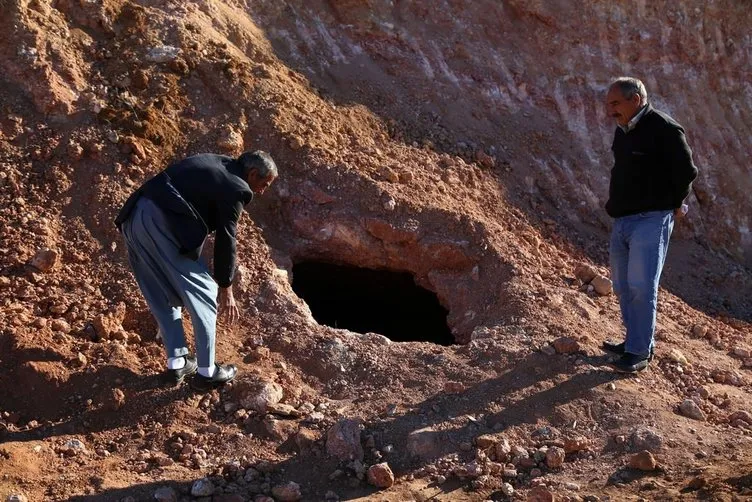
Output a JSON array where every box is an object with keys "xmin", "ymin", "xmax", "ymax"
[
  {"xmin": 609, "ymin": 353, "xmax": 650, "ymax": 374},
  {"xmin": 602, "ymin": 340, "xmax": 654, "ymax": 361},
  {"xmin": 190, "ymin": 364, "xmax": 238, "ymax": 391},
  {"xmin": 167, "ymin": 355, "xmax": 198, "ymax": 385}
]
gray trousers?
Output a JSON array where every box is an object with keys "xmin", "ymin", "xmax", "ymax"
[{"xmin": 121, "ymin": 197, "xmax": 218, "ymax": 368}]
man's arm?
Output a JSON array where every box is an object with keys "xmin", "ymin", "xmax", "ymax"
[
  {"xmin": 215, "ymin": 199, "xmax": 244, "ymax": 323},
  {"xmin": 663, "ymin": 124, "xmax": 698, "ymax": 210}
]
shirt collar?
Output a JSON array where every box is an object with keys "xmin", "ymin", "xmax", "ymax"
[{"xmin": 619, "ymin": 104, "xmax": 649, "ymax": 133}]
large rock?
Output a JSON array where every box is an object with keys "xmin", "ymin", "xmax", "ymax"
[
  {"xmin": 679, "ymin": 399, "xmax": 707, "ymax": 421},
  {"xmin": 92, "ymin": 303, "xmax": 126, "ymax": 340},
  {"xmin": 526, "ymin": 486, "xmax": 554, "ymax": 502},
  {"xmin": 628, "ymin": 427, "xmax": 663, "ymax": 452},
  {"xmin": 271, "ymin": 481, "xmax": 302, "ymax": 501},
  {"xmin": 406, "ymin": 427, "xmax": 441, "ymax": 460},
  {"xmin": 326, "ymin": 419, "xmax": 363, "ymax": 461},
  {"xmin": 552, "ymin": 337, "xmax": 580, "ymax": 354},
  {"xmin": 367, "ymin": 462, "xmax": 395, "ymax": 488},
  {"xmin": 237, "ymin": 380, "xmax": 284, "ymax": 413}
]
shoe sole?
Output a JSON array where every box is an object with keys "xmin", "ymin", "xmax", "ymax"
[
  {"xmin": 168, "ymin": 366, "xmax": 198, "ymax": 385},
  {"xmin": 609, "ymin": 362, "xmax": 649, "ymax": 374},
  {"xmin": 189, "ymin": 374, "xmax": 236, "ymax": 391},
  {"xmin": 603, "ymin": 345, "xmax": 655, "ymax": 362}
]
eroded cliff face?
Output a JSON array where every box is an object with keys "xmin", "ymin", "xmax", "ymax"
[{"xmin": 251, "ymin": 0, "xmax": 752, "ymax": 261}]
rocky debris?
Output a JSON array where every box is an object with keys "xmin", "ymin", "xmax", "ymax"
[
  {"xmin": 501, "ymin": 483, "xmax": 514, "ymax": 496},
  {"xmin": 628, "ymin": 450, "xmax": 658, "ymax": 471},
  {"xmin": 552, "ymin": 337, "xmax": 580, "ymax": 354},
  {"xmin": 28, "ymin": 248, "xmax": 58, "ymax": 272},
  {"xmin": 590, "ymin": 275, "xmax": 613, "ymax": 296},
  {"xmin": 475, "ymin": 434, "xmax": 498, "ymax": 449},
  {"xmin": 271, "ymin": 481, "xmax": 302, "ymax": 501},
  {"xmin": 105, "ymin": 388, "xmax": 126, "ymax": 411},
  {"xmin": 628, "ymin": 428, "xmax": 663, "ymax": 452},
  {"xmin": 475, "ymin": 150, "xmax": 495, "ymax": 169},
  {"xmin": 190, "ymin": 478, "xmax": 215, "ymax": 497},
  {"xmin": 267, "ymin": 403, "xmax": 302, "ymax": 418},
  {"xmin": 574, "ymin": 263, "xmax": 598, "ymax": 283},
  {"xmin": 237, "ymin": 380, "xmax": 284, "ymax": 413},
  {"xmin": 367, "ymin": 462, "xmax": 395, "ymax": 488},
  {"xmin": 732, "ymin": 346, "xmax": 752, "ymax": 359},
  {"xmin": 545, "ymin": 446, "xmax": 565, "ymax": 469},
  {"xmin": 495, "ymin": 437, "xmax": 512, "ymax": 461},
  {"xmin": 326, "ymin": 419, "xmax": 363, "ymax": 461},
  {"xmin": 679, "ymin": 399, "xmax": 707, "ymax": 421},
  {"xmin": 73, "ymin": 352, "xmax": 87, "ymax": 367},
  {"xmin": 711, "ymin": 369, "xmax": 744, "ymax": 386},
  {"xmin": 146, "ymin": 45, "xmax": 180, "ymax": 63},
  {"xmin": 153, "ymin": 486, "xmax": 178, "ymax": 502}
]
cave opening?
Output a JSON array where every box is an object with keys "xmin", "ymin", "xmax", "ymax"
[{"xmin": 291, "ymin": 261, "xmax": 454, "ymax": 345}]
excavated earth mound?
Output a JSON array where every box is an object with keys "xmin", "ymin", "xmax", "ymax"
[{"xmin": 0, "ymin": 1, "xmax": 751, "ymax": 500}]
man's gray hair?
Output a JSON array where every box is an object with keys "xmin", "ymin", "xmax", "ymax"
[
  {"xmin": 238, "ymin": 150, "xmax": 278, "ymax": 179},
  {"xmin": 610, "ymin": 77, "xmax": 648, "ymax": 104}
]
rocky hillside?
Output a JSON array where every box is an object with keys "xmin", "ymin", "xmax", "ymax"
[{"xmin": 0, "ymin": 1, "xmax": 750, "ymax": 501}]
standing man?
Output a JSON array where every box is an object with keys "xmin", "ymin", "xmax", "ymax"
[
  {"xmin": 602, "ymin": 77, "xmax": 698, "ymax": 373},
  {"xmin": 115, "ymin": 151, "xmax": 278, "ymax": 389}
]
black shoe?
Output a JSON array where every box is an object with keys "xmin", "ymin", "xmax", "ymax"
[
  {"xmin": 610, "ymin": 353, "xmax": 650, "ymax": 374},
  {"xmin": 602, "ymin": 341, "xmax": 654, "ymax": 361},
  {"xmin": 167, "ymin": 355, "xmax": 198, "ymax": 385},
  {"xmin": 190, "ymin": 364, "xmax": 238, "ymax": 391}
]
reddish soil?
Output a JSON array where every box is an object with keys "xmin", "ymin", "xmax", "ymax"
[{"xmin": 1, "ymin": 1, "xmax": 751, "ymax": 501}]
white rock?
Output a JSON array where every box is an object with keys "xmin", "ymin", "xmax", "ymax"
[{"xmin": 145, "ymin": 45, "xmax": 179, "ymax": 63}]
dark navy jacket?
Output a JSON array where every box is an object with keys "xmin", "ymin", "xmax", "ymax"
[
  {"xmin": 115, "ymin": 154, "xmax": 253, "ymax": 288},
  {"xmin": 606, "ymin": 105, "xmax": 698, "ymax": 218}
]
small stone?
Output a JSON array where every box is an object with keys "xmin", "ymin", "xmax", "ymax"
[
  {"xmin": 591, "ymin": 275, "xmax": 613, "ymax": 295},
  {"xmin": 574, "ymin": 263, "xmax": 598, "ymax": 283},
  {"xmin": 527, "ymin": 486, "xmax": 555, "ymax": 502},
  {"xmin": 552, "ymin": 337, "xmax": 580, "ymax": 354},
  {"xmin": 324, "ymin": 491, "xmax": 339, "ymax": 501},
  {"xmin": 728, "ymin": 411, "xmax": 752, "ymax": 425},
  {"xmin": 668, "ymin": 349, "xmax": 689, "ymax": 365},
  {"xmin": 444, "ymin": 381, "xmax": 465, "ymax": 393},
  {"xmin": 733, "ymin": 347, "xmax": 752, "ymax": 359},
  {"xmin": 326, "ymin": 419, "xmax": 363, "ymax": 461},
  {"xmin": 629, "ymin": 450, "xmax": 657, "ymax": 471},
  {"xmin": 563, "ymin": 435, "xmax": 589, "ymax": 454},
  {"xmin": 679, "ymin": 399, "xmax": 707, "ymax": 421},
  {"xmin": 6, "ymin": 495, "xmax": 28, "ymax": 502},
  {"xmin": 475, "ymin": 434, "xmax": 497, "ymax": 449},
  {"xmin": 237, "ymin": 380, "xmax": 283, "ymax": 413},
  {"xmin": 606, "ymin": 382, "xmax": 616, "ymax": 391},
  {"xmin": 541, "ymin": 344, "xmax": 556, "ymax": 356},
  {"xmin": 60, "ymin": 438, "xmax": 87, "ymax": 456},
  {"xmin": 367, "ymin": 462, "xmax": 395, "ymax": 488},
  {"xmin": 383, "ymin": 198, "xmax": 396, "ymax": 211},
  {"xmin": 691, "ymin": 324, "xmax": 708, "ymax": 339},
  {"xmin": 629, "ymin": 428, "xmax": 663, "ymax": 452},
  {"xmin": 29, "ymin": 248, "xmax": 58, "ymax": 272},
  {"xmin": 564, "ymin": 482, "xmax": 580, "ymax": 491},
  {"xmin": 271, "ymin": 481, "xmax": 301, "ymax": 501},
  {"xmin": 502, "ymin": 468, "xmax": 518, "ymax": 478},
  {"xmin": 687, "ymin": 476, "xmax": 707, "ymax": 490},
  {"xmin": 501, "ymin": 482, "xmax": 514, "ymax": 496},
  {"xmin": 545, "ymin": 446, "xmax": 565, "ymax": 469},
  {"xmin": 153, "ymin": 486, "xmax": 178, "ymax": 502},
  {"xmin": 191, "ymin": 478, "xmax": 215, "ymax": 497},
  {"xmin": 50, "ymin": 319, "xmax": 70, "ymax": 333},
  {"xmin": 495, "ymin": 438, "xmax": 511, "ymax": 460},
  {"xmin": 475, "ymin": 150, "xmax": 495, "ymax": 169},
  {"xmin": 146, "ymin": 45, "xmax": 180, "ymax": 63}
]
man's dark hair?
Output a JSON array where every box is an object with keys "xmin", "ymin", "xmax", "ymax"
[
  {"xmin": 610, "ymin": 77, "xmax": 648, "ymax": 104},
  {"xmin": 238, "ymin": 150, "xmax": 278, "ymax": 179}
]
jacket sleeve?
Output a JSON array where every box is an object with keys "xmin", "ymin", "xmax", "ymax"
[
  {"xmin": 213, "ymin": 198, "xmax": 244, "ymax": 288},
  {"xmin": 663, "ymin": 124, "xmax": 698, "ymax": 207}
]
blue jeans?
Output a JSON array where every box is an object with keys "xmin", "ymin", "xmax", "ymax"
[
  {"xmin": 610, "ymin": 210, "xmax": 674, "ymax": 357},
  {"xmin": 121, "ymin": 198, "xmax": 218, "ymax": 368}
]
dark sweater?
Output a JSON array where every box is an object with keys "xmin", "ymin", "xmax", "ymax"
[
  {"xmin": 605, "ymin": 105, "xmax": 698, "ymax": 218},
  {"xmin": 116, "ymin": 154, "xmax": 252, "ymax": 288}
]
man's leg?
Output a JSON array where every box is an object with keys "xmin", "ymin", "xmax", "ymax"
[
  {"xmin": 624, "ymin": 211, "xmax": 674, "ymax": 356},
  {"xmin": 122, "ymin": 215, "xmax": 189, "ymax": 361},
  {"xmin": 609, "ymin": 218, "xmax": 631, "ymax": 331},
  {"xmin": 176, "ymin": 262, "xmax": 219, "ymax": 371}
]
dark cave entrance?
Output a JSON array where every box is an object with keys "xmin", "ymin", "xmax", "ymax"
[{"xmin": 291, "ymin": 261, "xmax": 454, "ymax": 345}]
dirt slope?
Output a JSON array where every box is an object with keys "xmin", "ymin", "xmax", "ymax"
[{"xmin": 0, "ymin": 1, "xmax": 751, "ymax": 501}]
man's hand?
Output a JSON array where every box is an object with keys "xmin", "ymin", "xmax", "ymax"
[
  {"xmin": 218, "ymin": 286, "xmax": 240, "ymax": 325},
  {"xmin": 673, "ymin": 203, "xmax": 689, "ymax": 219}
]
